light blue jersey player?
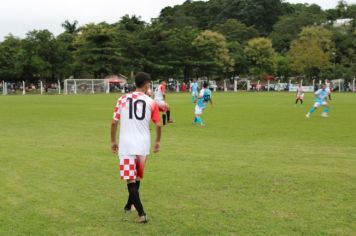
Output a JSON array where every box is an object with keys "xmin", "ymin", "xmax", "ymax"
[
  {"xmin": 306, "ymin": 84, "xmax": 330, "ymax": 118},
  {"xmin": 190, "ymin": 79, "xmax": 199, "ymax": 102},
  {"xmin": 193, "ymin": 82, "xmax": 213, "ymax": 126}
]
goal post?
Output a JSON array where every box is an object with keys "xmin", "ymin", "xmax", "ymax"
[{"xmin": 63, "ymin": 79, "xmax": 110, "ymax": 95}]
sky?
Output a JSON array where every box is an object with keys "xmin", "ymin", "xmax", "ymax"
[{"xmin": 0, "ymin": 0, "xmax": 355, "ymax": 40}]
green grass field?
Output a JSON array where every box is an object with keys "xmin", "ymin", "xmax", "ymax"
[{"xmin": 0, "ymin": 92, "xmax": 355, "ymax": 235}]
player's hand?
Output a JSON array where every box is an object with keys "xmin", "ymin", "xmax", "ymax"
[
  {"xmin": 153, "ymin": 142, "xmax": 160, "ymax": 153},
  {"xmin": 111, "ymin": 142, "xmax": 118, "ymax": 154}
]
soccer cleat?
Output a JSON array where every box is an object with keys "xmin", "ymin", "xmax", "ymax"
[
  {"xmin": 321, "ymin": 112, "xmax": 328, "ymax": 118},
  {"xmin": 168, "ymin": 120, "xmax": 174, "ymax": 123},
  {"xmin": 305, "ymin": 113, "xmax": 310, "ymax": 118},
  {"xmin": 137, "ymin": 214, "xmax": 148, "ymax": 224}
]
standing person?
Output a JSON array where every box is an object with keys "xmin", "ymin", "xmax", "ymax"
[
  {"xmin": 154, "ymin": 80, "xmax": 173, "ymax": 125},
  {"xmin": 306, "ymin": 84, "xmax": 330, "ymax": 118},
  {"xmin": 325, "ymin": 80, "xmax": 332, "ymax": 100},
  {"xmin": 295, "ymin": 83, "xmax": 304, "ymax": 106},
  {"xmin": 111, "ymin": 72, "xmax": 162, "ymax": 223},
  {"xmin": 193, "ymin": 82, "xmax": 213, "ymax": 126},
  {"xmin": 190, "ymin": 79, "xmax": 199, "ymax": 102}
]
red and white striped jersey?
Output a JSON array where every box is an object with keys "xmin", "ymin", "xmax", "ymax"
[{"xmin": 113, "ymin": 91, "xmax": 160, "ymax": 156}]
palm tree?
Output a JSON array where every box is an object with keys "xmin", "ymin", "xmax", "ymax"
[{"xmin": 61, "ymin": 20, "xmax": 79, "ymax": 34}]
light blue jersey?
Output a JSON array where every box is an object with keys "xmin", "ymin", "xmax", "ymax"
[
  {"xmin": 315, "ymin": 89, "xmax": 328, "ymax": 103},
  {"xmin": 197, "ymin": 89, "xmax": 212, "ymax": 108},
  {"xmin": 191, "ymin": 82, "xmax": 198, "ymax": 95}
]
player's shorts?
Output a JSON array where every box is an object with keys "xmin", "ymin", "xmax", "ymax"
[
  {"xmin": 195, "ymin": 105, "xmax": 205, "ymax": 115},
  {"xmin": 296, "ymin": 94, "xmax": 304, "ymax": 99},
  {"xmin": 119, "ymin": 155, "xmax": 146, "ymax": 180},
  {"xmin": 314, "ymin": 101, "xmax": 327, "ymax": 107},
  {"xmin": 155, "ymin": 100, "xmax": 168, "ymax": 112}
]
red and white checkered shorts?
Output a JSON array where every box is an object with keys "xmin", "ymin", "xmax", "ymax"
[{"xmin": 119, "ymin": 155, "xmax": 146, "ymax": 180}]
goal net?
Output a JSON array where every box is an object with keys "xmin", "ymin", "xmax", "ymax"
[{"xmin": 64, "ymin": 79, "xmax": 110, "ymax": 94}]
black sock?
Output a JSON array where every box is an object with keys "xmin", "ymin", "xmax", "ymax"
[
  {"xmin": 162, "ymin": 114, "xmax": 167, "ymax": 125},
  {"xmin": 124, "ymin": 184, "xmax": 132, "ymax": 210},
  {"xmin": 124, "ymin": 181, "xmax": 141, "ymax": 210},
  {"xmin": 127, "ymin": 183, "xmax": 145, "ymax": 216},
  {"xmin": 167, "ymin": 110, "xmax": 171, "ymax": 121},
  {"xmin": 295, "ymin": 99, "xmax": 298, "ymax": 104},
  {"xmin": 301, "ymin": 100, "xmax": 303, "ymax": 104}
]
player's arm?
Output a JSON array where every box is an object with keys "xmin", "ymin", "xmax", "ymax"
[
  {"xmin": 151, "ymin": 102, "xmax": 162, "ymax": 153},
  {"xmin": 111, "ymin": 101, "xmax": 121, "ymax": 154},
  {"xmin": 154, "ymin": 124, "xmax": 162, "ymax": 153},
  {"xmin": 111, "ymin": 120, "xmax": 119, "ymax": 154}
]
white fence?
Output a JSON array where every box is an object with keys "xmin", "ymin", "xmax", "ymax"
[{"xmin": 1, "ymin": 78, "xmax": 356, "ymax": 95}]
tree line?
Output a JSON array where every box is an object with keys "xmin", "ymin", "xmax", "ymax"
[{"xmin": 0, "ymin": 0, "xmax": 355, "ymax": 83}]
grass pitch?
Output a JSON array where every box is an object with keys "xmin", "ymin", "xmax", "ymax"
[{"xmin": 0, "ymin": 92, "xmax": 355, "ymax": 235}]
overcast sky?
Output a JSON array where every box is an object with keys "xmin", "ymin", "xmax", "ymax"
[{"xmin": 0, "ymin": 0, "xmax": 355, "ymax": 40}]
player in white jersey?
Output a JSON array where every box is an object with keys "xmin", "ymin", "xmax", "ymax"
[
  {"xmin": 325, "ymin": 80, "xmax": 332, "ymax": 100},
  {"xmin": 111, "ymin": 72, "xmax": 161, "ymax": 223},
  {"xmin": 154, "ymin": 80, "xmax": 173, "ymax": 125},
  {"xmin": 295, "ymin": 83, "xmax": 304, "ymax": 106}
]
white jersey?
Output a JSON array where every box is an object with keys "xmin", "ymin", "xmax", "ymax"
[
  {"xmin": 113, "ymin": 91, "xmax": 160, "ymax": 156},
  {"xmin": 154, "ymin": 84, "xmax": 166, "ymax": 102},
  {"xmin": 297, "ymin": 86, "xmax": 304, "ymax": 95}
]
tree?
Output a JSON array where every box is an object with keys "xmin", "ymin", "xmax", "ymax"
[
  {"xmin": 74, "ymin": 23, "xmax": 123, "ymax": 78},
  {"xmin": 0, "ymin": 35, "xmax": 23, "ymax": 81},
  {"xmin": 192, "ymin": 30, "xmax": 234, "ymax": 77},
  {"xmin": 275, "ymin": 54, "xmax": 291, "ymax": 81},
  {"xmin": 270, "ymin": 9, "xmax": 326, "ymax": 53},
  {"xmin": 21, "ymin": 30, "xmax": 59, "ymax": 81},
  {"xmin": 61, "ymin": 20, "xmax": 79, "ymax": 34},
  {"xmin": 288, "ymin": 26, "xmax": 333, "ymax": 78},
  {"xmin": 213, "ymin": 19, "xmax": 259, "ymax": 43},
  {"xmin": 244, "ymin": 37, "xmax": 276, "ymax": 77},
  {"xmin": 208, "ymin": 0, "xmax": 284, "ymax": 34},
  {"xmin": 227, "ymin": 41, "xmax": 248, "ymax": 76}
]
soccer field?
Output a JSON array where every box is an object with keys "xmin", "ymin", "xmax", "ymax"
[{"xmin": 0, "ymin": 92, "xmax": 355, "ymax": 235}]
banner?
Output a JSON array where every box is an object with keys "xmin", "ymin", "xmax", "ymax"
[{"xmin": 289, "ymin": 85, "xmax": 314, "ymax": 92}]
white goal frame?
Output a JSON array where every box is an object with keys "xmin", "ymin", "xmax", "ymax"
[{"xmin": 63, "ymin": 79, "xmax": 110, "ymax": 95}]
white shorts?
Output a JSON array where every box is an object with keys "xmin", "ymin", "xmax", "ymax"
[
  {"xmin": 119, "ymin": 155, "xmax": 147, "ymax": 180},
  {"xmin": 314, "ymin": 101, "xmax": 327, "ymax": 107},
  {"xmin": 195, "ymin": 105, "xmax": 204, "ymax": 115},
  {"xmin": 155, "ymin": 100, "xmax": 168, "ymax": 112},
  {"xmin": 296, "ymin": 94, "xmax": 304, "ymax": 99}
]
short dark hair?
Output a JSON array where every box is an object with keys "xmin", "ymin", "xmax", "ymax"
[
  {"xmin": 135, "ymin": 72, "xmax": 151, "ymax": 88},
  {"xmin": 203, "ymin": 82, "xmax": 208, "ymax": 88}
]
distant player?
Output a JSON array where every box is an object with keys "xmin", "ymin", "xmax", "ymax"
[
  {"xmin": 154, "ymin": 80, "xmax": 173, "ymax": 125},
  {"xmin": 325, "ymin": 80, "xmax": 332, "ymax": 100},
  {"xmin": 190, "ymin": 79, "xmax": 199, "ymax": 102},
  {"xmin": 295, "ymin": 83, "xmax": 304, "ymax": 105},
  {"xmin": 306, "ymin": 84, "xmax": 330, "ymax": 118},
  {"xmin": 193, "ymin": 82, "xmax": 213, "ymax": 126},
  {"xmin": 111, "ymin": 72, "xmax": 162, "ymax": 223}
]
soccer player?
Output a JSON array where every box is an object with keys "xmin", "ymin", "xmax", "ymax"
[
  {"xmin": 325, "ymin": 80, "xmax": 332, "ymax": 100},
  {"xmin": 306, "ymin": 84, "xmax": 330, "ymax": 118},
  {"xmin": 190, "ymin": 79, "xmax": 199, "ymax": 102},
  {"xmin": 111, "ymin": 72, "xmax": 162, "ymax": 223},
  {"xmin": 154, "ymin": 80, "xmax": 173, "ymax": 125},
  {"xmin": 193, "ymin": 82, "xmax": 213, "ymax": 126},
  {"xmin": 295, "ymin": 83, "xmax": 304, "ymax": 105}
]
